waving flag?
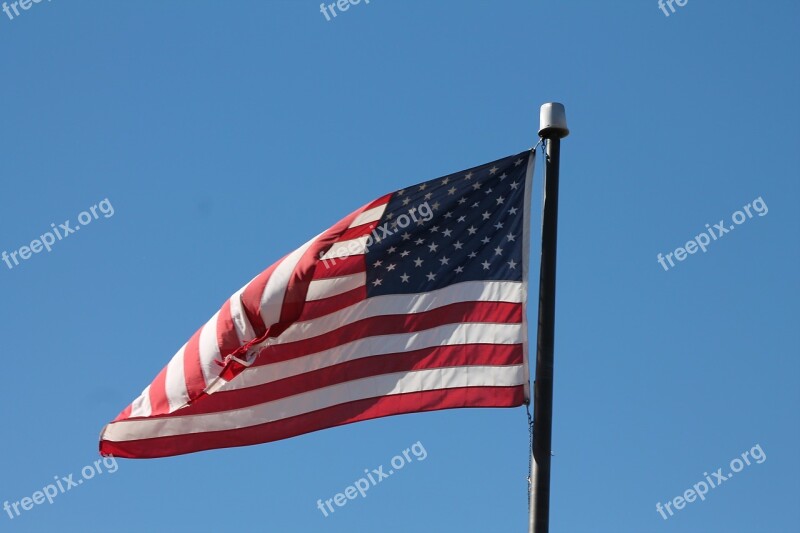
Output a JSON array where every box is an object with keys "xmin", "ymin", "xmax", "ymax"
[{"xmin": 100, "ymin": 150, "xmax": 535, "ymax": 458}]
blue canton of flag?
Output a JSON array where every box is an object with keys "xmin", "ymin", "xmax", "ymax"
[{"xmin": 366, "ymin": 150, "xmax": 533, "ymax": 297}]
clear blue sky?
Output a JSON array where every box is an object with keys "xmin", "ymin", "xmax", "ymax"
[{"xmin": 1, "ymin": 1, "xmax": 798, "ymax": 532}]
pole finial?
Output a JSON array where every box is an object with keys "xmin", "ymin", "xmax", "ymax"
[{"xmin": 538, "ymin": 103, "xmax": 569, "ymax": 139}]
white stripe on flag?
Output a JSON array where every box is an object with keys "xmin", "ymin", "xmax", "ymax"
[
  {"xmin": 198, "ymin": 313, "xmax": 222, "ymax": 387},
  {"xmin": 349, "ymin": 204, "xmax": 386, "ymax": 228},
  {"xmin": 319, "ymin": 235, "xmax": 370, "ymax": 260},
  {"xmin": 306, "ymin": 272, "xmax": 366, "ymax": 301},
  {"xmin": 165, "ymin": 344, "xmax": 189, "ymax": 412},
  {"xmin": 128, "ymin": 385, "xmax": 152, "ymax": 418},
  {"xmin": 230, "ymin": 288, "xmax": 256, "ymax": 344}
]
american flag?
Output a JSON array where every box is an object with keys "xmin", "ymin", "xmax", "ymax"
[{"xmin": 100, "ymin": 150, "xmax": 535, "ymax": 458}]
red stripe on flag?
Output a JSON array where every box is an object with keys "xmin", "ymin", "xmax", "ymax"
[
  {"xmin": 312, "ymin": 255, "xmax": 365, "ymax": 280},
  {"xmin": 337, "ymin": 223, "xmax": 377, "ymax": 243},
  {"xmin": 147, "ymin": 366, "xmax": 170, "ymax": 416},
  {"xmin": 297, "ymin": 285, "xmax": 366, "ymax": 321},
  {"xmin": 216, "ymin": 300, "xmax": 242, "ymax": 358},
  {"xmin": 100, "ymin": 385, "xmax": 524, "ymax": 459}
]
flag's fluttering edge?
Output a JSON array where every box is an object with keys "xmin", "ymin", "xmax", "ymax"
[{"xmin": 100, "ymin": 150, "xmax": 535, "ymax": 458}]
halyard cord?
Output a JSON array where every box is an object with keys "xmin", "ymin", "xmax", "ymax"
[
  {"xmin": 530, "ymin": 138, "xmax": 543, "ymax": 156},
  {"xmin": 527, "ymin": 402, "xmax": 534, "ymax": 508}
]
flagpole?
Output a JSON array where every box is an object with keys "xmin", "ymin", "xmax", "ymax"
[{"xmin": 529, "ymin": 102, "xmax": 569, "ymax": 533}]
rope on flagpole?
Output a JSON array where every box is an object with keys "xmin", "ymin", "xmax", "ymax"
[{"xmin": 527, "ymin": 402, "xmax": 534, "ymax": 508}]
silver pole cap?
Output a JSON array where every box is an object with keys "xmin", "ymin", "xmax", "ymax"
[{"xmin": 538, "ymin": 102, "xmax": 569, "ymax": 139}]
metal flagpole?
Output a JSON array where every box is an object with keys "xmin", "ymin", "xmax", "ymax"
[{"xmin": 529, "ymin": 102, "xmax": 569, "ymax": 533}]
